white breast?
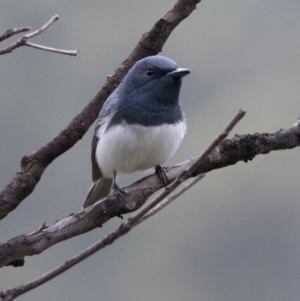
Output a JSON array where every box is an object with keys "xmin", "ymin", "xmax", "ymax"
[{"xmin": 95, "ymin": 120, "xmax": 186, "ymax": 178}]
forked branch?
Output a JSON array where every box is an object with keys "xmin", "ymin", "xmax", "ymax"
[
  {"xmin": 0, "ymin": 109, "xmax": 245, "ymax": 301},
  {"xmin": 0, "ymin": 0, "xmax": 202, "ymax": 221},
  {"xmin": 0, "ymin": 15, "xmax": 78, "ymax": 56}
]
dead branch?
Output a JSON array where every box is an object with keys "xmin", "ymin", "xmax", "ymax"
[
  {"xmin": 0, "ymin": 27, "xmax": 31, "ymax": 42},
  {"xmin": 1, "ymin": 113, "xmax": 300, "ymax": 270},
  {"xmin": 0, "ymin": 0, "xmax": 201, "ymax": 221},
  {"xmin": 0, "ymin": 109, "xmax": 244, "ymax": 301},
  {"xmin": 0, "ymin": 15, "xmax": 78, "ymax": 56}
]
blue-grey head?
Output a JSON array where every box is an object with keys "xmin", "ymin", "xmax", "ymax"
[{"xmin": 112, "ymin": 55, "xmax": 190, "ymax": 126}]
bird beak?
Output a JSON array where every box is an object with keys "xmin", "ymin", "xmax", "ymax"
[{"xmin": 167, "ymin": 68, "xmax": 190, "ymax": 78}]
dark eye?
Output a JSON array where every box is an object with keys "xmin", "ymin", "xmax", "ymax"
[{"xmin": 146, "ymin": 69, "xmax": 155, "ymax": 76}]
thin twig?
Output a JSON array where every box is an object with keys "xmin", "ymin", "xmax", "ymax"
[
  {"xmin": 0, "ymin": 27, "xmax": 31, "ymax": 42},
  {"xmin": 0, "ymin": 0, "xmax": 201, "ymax": 220},
  {"xmin": 0, "ymin": 15, "xmax": 78, "ymax": 56},
  {"xmin": 188, "ymin": 109, "xmax": 246, "ymax": 174},
  {"xmin": 1, "ymin": 115, "xmax": 300, "ymax": 269},
  {"xmin": 24, "ymin": 15, "xmax": 58, "ymax": 39},
  {"xmin": 26, "ymin": 42, "xmax": 78, "ymax": 56},
  {"xmin": 125, "ymin": 109, "xmax": 247, "ymax": 230},
  {"xmin": 139, "ymin": 174, "xmax": 205, "ymax": 223},
  {"xmin": 0, "ymin": 110, "xmax": 244, "ymax": 301}
]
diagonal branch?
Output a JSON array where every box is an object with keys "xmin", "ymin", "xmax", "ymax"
[
  {"xmin": 24, "ymin": 15, "xmax": 59, "ymax": 39},
  {"xmin": 0, "ymin": 0, "xmax": 202, "ymax": 220},
  {"xmin": 1, "ymin": 114, "xmax": 300, "ymax": 269},
  {"xmin": 139, "ymin": 173, "xmax": 205, "ymax": 223},
  {"xmin": 0, "ymin": 109, "xmax": 243, "ymax": 301},
  {"xmin": 0, "ymin": 171, "xmax": 205, "ymax": 301}
]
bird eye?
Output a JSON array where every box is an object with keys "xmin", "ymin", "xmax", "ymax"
[{"xmin": 146, "ymin": 69, "xmax": 155, "ymax": 76}]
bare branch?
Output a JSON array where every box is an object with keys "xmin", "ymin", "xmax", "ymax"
[
  {"xmin": 0, "ymin": 0, "xmax": 202, "ymax": 220},
  {"xmin": 25, "ymin": 42, "xmax": 78, "ymax": 56},
  {"xmin": 24, "ymin": 15, "xmax": 58, "ymax": 39},
  {"xmin": 0, "ymin": 15, "xmax": 78, "ymax": 56},
  {"xmin": 0, "ymin": 112, "xmax": 300, "ymax": 267},
  {"xmin": 125, "ymin": 109, "xmax": 246, "ymax": 230},
  {"xmin": 0, "ymin": 108, "xmax": 242, "ymax": 301},
  {"xmin": 183, "ymin": 109, "xmax": 247, "ymax": 176},
  {"xmin": 1, "ymin": 114, "xmax": 300, "ymax": 269},
  {"xmin": 140, "ymin": 174, "xmax": 205, "ymax": 222},
  {"xmin": 0, "ymin": 179, "xmax": 205, "ymax": 301},
  {"xmin": 0, "ymin": 0, "xmax": 297, "ymax": 299},
  {"xmin": 0, "ymin": 27, "xmax": 31, "ymax": 42}
]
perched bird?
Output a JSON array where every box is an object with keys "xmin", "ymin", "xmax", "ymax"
[{"xmin": 82, "ymin": 55, "xmax": 190, "ymax": 208}]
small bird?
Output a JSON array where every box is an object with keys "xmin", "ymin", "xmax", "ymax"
[{"xmin": 82, "ymin": 55, "xmax": 190, "ymax": 208}]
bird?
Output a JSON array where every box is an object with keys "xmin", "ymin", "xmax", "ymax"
[{"xmin": 82, "ymin": 55, "xmax": 190, "ymax": 208}]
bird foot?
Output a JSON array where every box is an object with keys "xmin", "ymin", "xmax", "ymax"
[
  {"xmin": 113, "ymin": 183, "xmax": 127, "ymax": 201},
  {"xmin": 155, "ymin": 165, "xmax": 170, "ymax": 186}
]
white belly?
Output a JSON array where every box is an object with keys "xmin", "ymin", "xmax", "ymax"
[{"xmin": 95, "ymin": 121, "xmax": 186, "ymax": 178}]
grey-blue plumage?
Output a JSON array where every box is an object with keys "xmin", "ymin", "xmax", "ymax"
[{"xmin": 82, "ymin": 55, "xmax": 190, "ymax": 208}]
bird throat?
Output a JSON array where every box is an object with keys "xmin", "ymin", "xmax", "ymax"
[{"xmin": 116, "ymin": 100, "xmax": 183, "ymax": 126}]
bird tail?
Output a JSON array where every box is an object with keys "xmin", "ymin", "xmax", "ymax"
[{"xmin": 82, "ymin": 177, "xmax": 113, "ymax": 208}]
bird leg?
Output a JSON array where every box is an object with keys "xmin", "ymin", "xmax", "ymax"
[
  {"xmin": 112, "ymin": 171, "xmax": 126, "ymax": 200},
  {"xmin": 155, "ymin": 165, "xmax": 170, "ymax": 186}
]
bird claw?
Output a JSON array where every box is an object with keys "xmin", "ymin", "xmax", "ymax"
[
  {"xmin": 155, "ymin": 165, "xmax": 170, "ymax": 186},
  {"xmin": 113, "ymin": 183, "xmax": 127, "ymax": 201}
]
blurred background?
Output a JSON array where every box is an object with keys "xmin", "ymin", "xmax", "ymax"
[{"xmin": 1, "ymin": 1, "xmax": 300, "ymax": 300}]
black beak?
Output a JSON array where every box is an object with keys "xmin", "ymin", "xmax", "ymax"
[{"xmin": 167, "ymin": 68, "xmax": 190, "ymax": 78}]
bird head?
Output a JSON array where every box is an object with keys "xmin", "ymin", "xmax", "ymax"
[{"xmin": 119, "ymin": 56, "xmax": 190, "ymax": 105}]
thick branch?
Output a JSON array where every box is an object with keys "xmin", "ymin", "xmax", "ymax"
[
  {"xmin": 0, "ymin": 0, "xmax": 201, "ymax": 220},
  {"xmin": 0, "ymin": 109, "xmax": 244, "ymax": 300},
  {"xmin": 0, "ymin": 176, "xmax": 205, "ymax": 301},
  {"xmin": 194, "ymin": 121, "xmax": 300, "ymax": 175},
  {"xmin": 1, "ymin": 119, "xmax": 299, "ymax": 268}
]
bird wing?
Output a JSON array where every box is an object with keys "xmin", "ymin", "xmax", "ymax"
[
  {"xmin": 91, "ymin": 88, "xmax": 120, "ymax": 181},
  {"xmin": 91, "ymin": 131, "xmax": 102, "ymax": 181}
]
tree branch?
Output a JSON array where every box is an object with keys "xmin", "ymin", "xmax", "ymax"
[
  {"xmin": 0, "ymin": 177, "xmax": 205, "ymax": 301},
  {"xmin": 2, "ymin": 113, "xmax": 300, "ymax": 269},
  {"xmin": 139, "ymin": 173, "xmax": 205, "ymax": 223},
  {"xmin": 25, "ymin": 41, "xmax": 77, "ymax": 55},
  {"xmin": 0, "ymin": 15, "xmax": 78, "ymax": 56},
  {"xmin": 0, "ymin": 109, "xmax": 244, "ymax": 301},
  {"xmin": 0, "ymin": 27, "xmax": 31, "ymax": 42},
  {"xmin": 0, "ymin": 0, "xmax": 201, "ymax": 221}
]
